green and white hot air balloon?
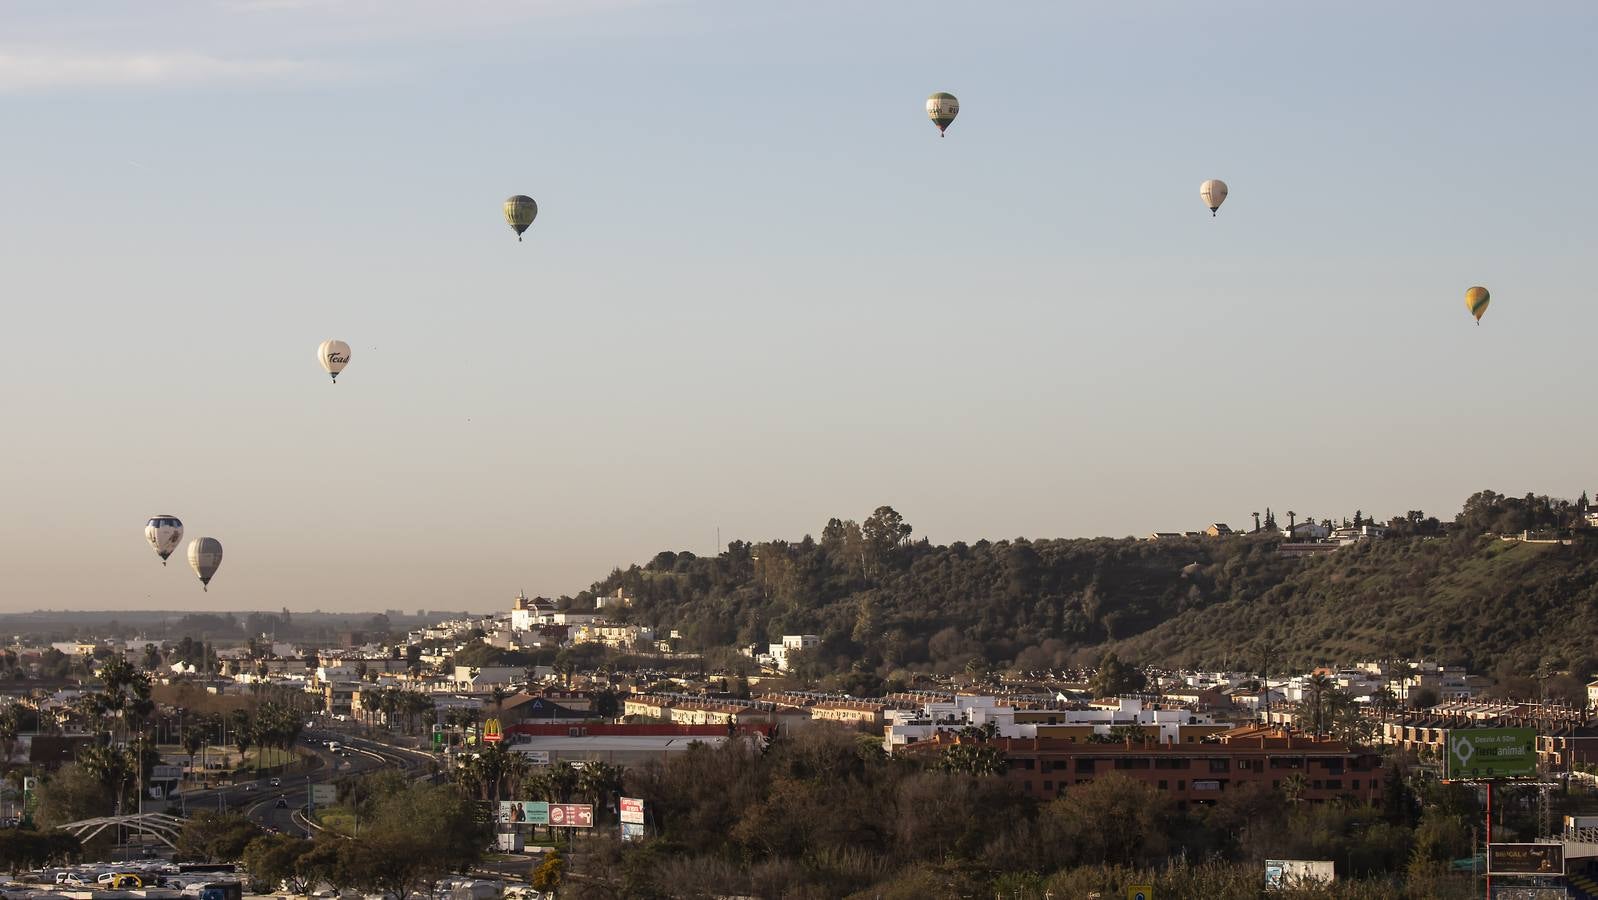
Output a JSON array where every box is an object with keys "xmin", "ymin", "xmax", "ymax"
[
  {"xmin": 503, "ymin": 195, "xmax": 538, "ymax": 242},
  {"xmin": 926, "ymin": 92, "xmax": 959, "ymax": 137}
]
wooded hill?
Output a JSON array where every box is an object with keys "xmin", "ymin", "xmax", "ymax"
[{"xmin": 582, "ymin": 491, "xmax": 1598, "ymax": 685}]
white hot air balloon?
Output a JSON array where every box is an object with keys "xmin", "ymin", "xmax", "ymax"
[
  {"xmin": 187, "ymin": 537, "xmax": 223, "ymax": 591},
  {"xmin": 319, "ymin": 340, "xmax": 351, "ymax": 383},
  {"xmin": 144, "ymin": 515, "xmax": 183, "ymax": 566},
  {"xmin": 1200, "ymin": 179, "xmax": 1229, "ymax": 216}
]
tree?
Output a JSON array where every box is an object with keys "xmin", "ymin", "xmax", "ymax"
[
  {"xmin": 339, "ymin": 782, "xmax": 490, "ymax": 900},
  {"xmin": 1089, "ymin": 652, "xmax": 1146, "ymax": 699},
  {"xmin": 1303, "ymin": 673, "xmax": 1336, "ymax": 736},
  {"xmin": 175, "ymin": 811, "xmax": 264, "ymax": 863},
  {"xmin": 32, "ymin": 764, "xmax": 114, "ymax": 829},
  {"xmin": 530, "ymin": 849, "xmax": 563, "ymax": 892},
  {"xmin": 1040, "ymin": 773, "xmax": 1170, "ymax": 868},
  {"xmin": 242, "ymin": 834, "xmax": 316, "ymax": 894},
  {"xmin": 935, "ymin": 743, "xmax": 1008, "ymax": 777}
]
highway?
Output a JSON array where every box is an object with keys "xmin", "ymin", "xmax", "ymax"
[{"xmin": 171, "ymin": 730, "xmax": 436, "ymax": 837}]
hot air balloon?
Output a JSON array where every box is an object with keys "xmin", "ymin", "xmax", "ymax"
[
  {"xmin": 187, "ymin": 537, "xmax": 223, "ymax": 591},
  {"xmin": 1466, "ymin": 286, "xmax": 1490, "ymax": 325},
  {"xmin": 1200, "ymin": 179, "xmax": 1228, "ymax": 216},
  {"xmin": 144, "ymin": 515, "xmax": 183, "ymax": 566},
  {"xmin": 319, "ymin": 340, "xmax": 351, "ymax": 383},
  {"xmin": 504, "ymin": 195, "xmax": 537, "ymax": 241},
  {"xmin": 927, "ymin": 92, "xmax": 959, "ymax": 137}
]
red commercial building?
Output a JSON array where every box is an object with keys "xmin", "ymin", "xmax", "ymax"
[{"xmin": 909, "ymin": 726, "xmax": 1387, "ymax": 808}]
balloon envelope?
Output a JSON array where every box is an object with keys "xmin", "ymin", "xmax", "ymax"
[
  {"xmin": 926, "ymin": 92, "xmax": 959, "ymax": 135},
  {"xmin": 1200, "ymin": 179, "xmax": 1228, "ymax": 215},
  {"xmin": 1466, "ymin": 286, "xmax": 1490, "ymax": 322},
  {"xmin": 144, "ymin": 515, "xmax": 183, "ymax": 564},
  {"xmin": 319, "ymin": 340, "xmax": 351, "ymax": 382},
  {"xmin": 504, "ymin": 195, "xmax": 538, "ymax": 240},
  {"xmin": 187, "ymin": 537, "xmax": 223, "ymax": 590}
]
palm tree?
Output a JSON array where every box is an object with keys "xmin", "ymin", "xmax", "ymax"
[
  {"xmin": 577, "ymin": 762, "xmax": 625, "ymax": 822},
  {"xmin": 1281, "ymin": 772, "xmax": 1310, "ymax": 804},
  {"xmin": 1304, "ymin": 673, "xmax": 1336, "ymax": 736}
]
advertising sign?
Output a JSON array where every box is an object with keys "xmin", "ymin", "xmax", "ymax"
[
  {"xmin": 621, "ymin": 822, "xmax": 645, "ymax": 842},
  {"xmin": 151, "ymin": 765, "xmax": 183, "ymax": 781},
  {"xmin": 496, "ymin": 801, "xmax": 549, "ymax": 826},
  {"xmin": 311, "ymin": 784, "xmax": 338, "ymax": 806},
  {"xmin": 1488, "ymin": 843, "xmax": 1563, "ymax": 876},
  {"xmin": 1265, "ymin": 860, "xmax": 1335, "ymax": 889},
  {"xmin": 1445, "ymin": 727, "xmax": 1536, "ymax": 780},
  {"xmin": 620, "ymin": 797, "xmax": 644, "ymax": 825},
  {"xmin": 1127, "ymin": 885, "xmax": 1152, "ymax": 900},
  {"xmin": 548, "ymin": 803, "xmax": 593, "ymax": 828},
  {"xmin": 522, "ymin": 750, "xmax": 550, "ymax": 765},
  {"xmin": 482, "ymin": 719, "xmax": 503, "ymax": 744}
]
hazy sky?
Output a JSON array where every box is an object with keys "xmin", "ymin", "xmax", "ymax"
[{"xmin": 4, "ymin": 1, "xmax": 1596, "ymax": 612}]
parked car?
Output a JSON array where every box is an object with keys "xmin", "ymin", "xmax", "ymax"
[{"xmin": 56, "ymin": 873, "xmax": 86, "ymax": 886}]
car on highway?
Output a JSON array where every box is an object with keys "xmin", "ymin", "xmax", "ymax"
[
  {"xmin": 275, "ymin": 798, "xmax": 289, "ymax": 809},
  {"xmin": 243, "ymin": 782, "xmax": 257, "ymax": 791},
  {"xmin": 268, "ymin": 777, "xmax": 281, "ymax": 787}
]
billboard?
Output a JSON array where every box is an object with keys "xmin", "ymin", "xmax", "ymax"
[
  {"xmin": 621, "ymin": 822, "xmax": 645, "ymax": 842},
  {"xmin": 311, "ymin": 784, "xmax": 338, "ymax": 806},
  {"xmin": 1445, "ymin": 728, "xmax": 1536, "ymax": 780},
  {"xmin": 482, "ymin": 719, "xmax": 503, "ymax": 744},
  {"xmin": 1265, "ymin": 859, "xmax": 1335, "ymax": 889},
  {"xmin": 522, "ymin": 750, "xmax": 550, "ymax": 766},
  {"xmin": 151, "ymin": 765, "xmax": 183, "ymax": 781},
  {"xmin": 496, "ymin": 801, "xmax": 549, "ymax": 826},
  {"xmin": 1488, "ymin": 843, "xmax": 1563, "ymax": 876},
  {"xmin": 620, "ymin": 797, "xmax": 644, "ymax": 825},
  {"xmin": 548, "ymin": 804, "xmax": 593, "ymax": 828}
]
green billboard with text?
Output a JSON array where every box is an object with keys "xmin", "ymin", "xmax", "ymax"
[{"xmin": 1445, "ymin": 727, "xmax": 1535, "ymax": 780}]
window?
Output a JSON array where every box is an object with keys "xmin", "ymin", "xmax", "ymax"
[
  {"xmin": 1043, "ymin": 780, "xmax": 1052, "ymax": 790},
  {"xmin": 1158, "ymin": 780, "xmax": 1168, "ymax": 790},
  {"xmin": 1177, "ymin": 780, "xmax": 1185, "ymax": 791},
  {"xmin": 1021, "ymin": 759, "xmax": 1035, "ymax": 770},
  {"xmin": 1039, "ymin": 760, "xmax": 1051, "ymax": 773},
  {"xmin": 1352, "ymin": 779, "xmax": 1360, "ymax": 790},
  {"xmin": 1208, "ymin": 758, "xmax": 1230, "ymax": 773},
  {"xmin": 1023, "ymin": 781, "xmax": 1032, "ymax": 792},
  {"xmin": 1326, "ymin": 779, "xmax": 1342, "ymax": 790},
  {"xmin": 1076, "ymin": 758, "xmax": 1095, "ymax": 773}
]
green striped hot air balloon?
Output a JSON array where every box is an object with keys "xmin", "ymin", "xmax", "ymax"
[
  {"xmin": 504, "ymin": 195, "xmax": 538, "ymax": 242},
  {"xmin": 926, "ymin": 92, "xmax": 959, "ymax": 137},
  {"xmin": 1465, "ymin": 286, "xmax": 1490, "ymax": 325}
]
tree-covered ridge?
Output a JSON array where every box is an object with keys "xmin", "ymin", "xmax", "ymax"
[
  {"xmin": 584, "ymin": 492, "xmax": 1598, "ymax": 678},
  {"xmin": 1117, "ymin": 529, "xmax": 1598, "ymax": 677}
]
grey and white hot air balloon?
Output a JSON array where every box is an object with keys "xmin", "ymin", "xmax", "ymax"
[
  {"xmin": 1200, "ymin": 179, "xmax": 1228, "ymax": 216},
  {"xmin": 187, "ymin": 537, "xmax": 223, "ymax": 591},
  {"xmin": 144, "ymin": 515, "xmax": 183, "ymax": 566},
  {"xmin": 319, "ymin": 340, "xmax": 351, "ymax": 383}
]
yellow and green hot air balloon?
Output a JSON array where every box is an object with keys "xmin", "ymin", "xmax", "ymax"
[
  {"xmin": 1465, "ymin": 286, "xmax": 1490, "ymax": 325},
  {"xmin": 503, "ymin": 195, "xmax": 538, "ymax": 242}
]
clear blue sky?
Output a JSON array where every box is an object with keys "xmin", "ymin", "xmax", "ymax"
[{"xmin": 3, "ymin": 1, "xmax": 1596, "ymax": 611}]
